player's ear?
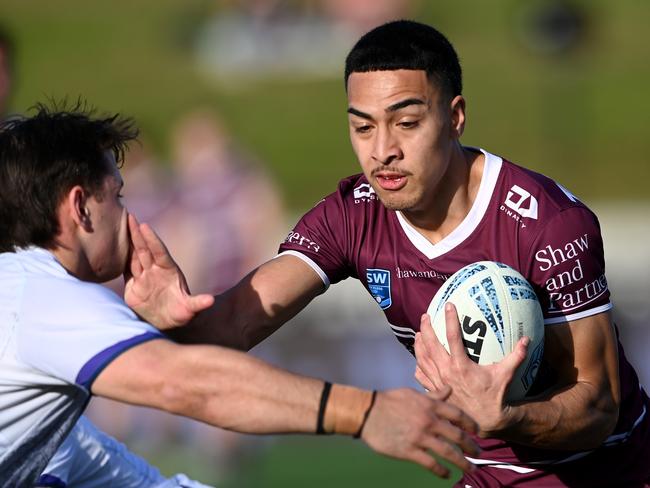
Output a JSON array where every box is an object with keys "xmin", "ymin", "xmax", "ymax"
[
  {"xmin": 449, "ymin": 95, "xmax": 466, "ymax": 139},
  {"xmin": 68, "ymin": 185, "xmax": 92, "ymax": 230}
]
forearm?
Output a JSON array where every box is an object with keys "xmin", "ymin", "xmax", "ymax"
[
  {"xmin": 494, "ymin": 381, "xmax": 619, "ymax": 450},
  {"xmin": 166, "ymin": 287, "xmax": 261, "ymax": 350},
  {"xmin": 95, "ymin": 340, "xmax": 482, "ymax": 475},
  {"xmin": 94, "ymin": 340, "xmax": 370, "ymax": 435},
  {"xmin": 168, "ymin": 256, "xmax": 324, "ymax": 350},
  {"xmin": 166, "ymin": 345, "xmax": 324, "ymax": 433}
]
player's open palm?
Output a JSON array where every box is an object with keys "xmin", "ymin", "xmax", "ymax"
[
  {"xmin": 414, "ymin": 304, "xmax": 528, "ymax": 437},
  {"xmin": 124, "ymin": 214, "xmax": 214, "ymax": 329},
  {"xmin": 361, "ymin": 387, "xmax": 480, "ymax": 478}
]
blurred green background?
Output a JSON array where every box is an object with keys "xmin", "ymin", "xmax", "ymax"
[
  {"xmin": 2, "ymin": 0, "xmax": 649, "ymax": 212},
  {"xmin": 2, "ymin": 1, "xmax": 648, "ymax": 486}
]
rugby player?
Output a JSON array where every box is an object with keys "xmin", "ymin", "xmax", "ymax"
[
  {"xmin": 0, "ymin": 104, "xmax": 481, "ymax": 487},
  {"xmin": 138, "ymin": 20, "xmax": 650, "ymax": 487}
]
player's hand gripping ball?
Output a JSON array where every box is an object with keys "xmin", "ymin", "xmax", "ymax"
[{"xmin": 427, "ymin": 261, "xmax": 545, "ymax": 402}]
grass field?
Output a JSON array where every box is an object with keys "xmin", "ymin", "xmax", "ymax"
[{"xmin": 139, "ymin": 435, "xmax": 462, "ymax": 488}]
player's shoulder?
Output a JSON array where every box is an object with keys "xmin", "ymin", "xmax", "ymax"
[
  {"xmin": 497, "ymin": 156, "xmax": 597, "ymax": 226},
  {"xmin": 5, "ymin": 247, "xmax": 135, "ymax": 325}
]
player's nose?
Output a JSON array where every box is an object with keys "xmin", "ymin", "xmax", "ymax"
[{"xmin": 371, "ymin": 127, "xmax": 403, "ymax": 165}]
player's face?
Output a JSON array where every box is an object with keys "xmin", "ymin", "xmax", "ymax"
[
  {"xmin": 347, "ymin": 70, "xmax": 465, "ymax": 214},
  {"xmin": 82, "ymin": 152, "xmax": 129, "ymax": 282}
]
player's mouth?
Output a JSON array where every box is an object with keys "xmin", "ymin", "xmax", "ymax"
[{"xmin": 375, "ymin": 172, "xmax": 408, "ymax": 191}]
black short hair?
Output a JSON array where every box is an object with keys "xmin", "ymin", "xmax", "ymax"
[
  {"xmin": 0, "ymin": 102, "xmax": 138, "ymax": 252},
  {"xmin": 344, "ymin": 20, "xmax": 462, "ymax": 100}
]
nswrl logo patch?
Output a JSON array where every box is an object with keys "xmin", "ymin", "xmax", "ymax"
[{"xmin": 366, "ymin": 268, "xmax": 392, "ymax": 310}]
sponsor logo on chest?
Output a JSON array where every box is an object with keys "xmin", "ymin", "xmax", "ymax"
[
  {"xmin": 395, "ymin": 267, "xmax": 449, "ymax": 281},
  {"xmin": 353, "ymin": 183, "xmax": 378, "ymax": 204},
  {"xmin": 534, "ymin": 233, "xmax": 608, "ymax": 312},
  {"xmin": 499, "ymin": 185, "xmax": 538, "ymax": 228},
  {"xmin": 366, "ymin": 268, "xmax": 392, "ymax": 310}
]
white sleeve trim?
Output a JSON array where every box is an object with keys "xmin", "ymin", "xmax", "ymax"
[
  {"xmin": 276, "ymin": 251, "xmax": 330, "ymax": 289},
  {"xmin": 544, "ymin": 302, "xmax": 613, "ymax": 325}
]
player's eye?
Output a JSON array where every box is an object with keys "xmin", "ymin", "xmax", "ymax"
[
  {"xmin": 354, "ymin": 125, "xmax": 372, "ymax": 134},
  {"xmin": 398, "ymin": 120, "xmax": 419, "ymax": 129}
]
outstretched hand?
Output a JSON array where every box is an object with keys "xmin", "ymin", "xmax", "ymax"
[
  {"xmin": 124, "ymin": 214, "xmax": 214, "ymax": 330},
  {"xmin": 414, "ymin": 303, "xmax": 529, "ymax": 437},
  {"xmin": 361, "ymin": 386, "xmax": 480, "ymax": 478}
]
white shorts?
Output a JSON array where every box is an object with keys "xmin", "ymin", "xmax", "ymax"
[{"xmin": 37, "ymin": 415, "xmax": 214, "ymax": 488}]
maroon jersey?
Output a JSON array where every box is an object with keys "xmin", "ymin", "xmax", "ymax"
[{"xmin": 278, "ymin": 149, "xmax": 650, "ymax": 486}]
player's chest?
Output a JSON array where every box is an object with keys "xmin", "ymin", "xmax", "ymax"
[{"xmin": 355, "ymin": 229, "xmax": 516, "ymax": 333}]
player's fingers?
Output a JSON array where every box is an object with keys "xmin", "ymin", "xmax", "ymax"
[
  {"xmin": 127, "ymin": 215, "xmax": 144, "ymax": 277},
  {"xmin": 419, "ymin": 434, "xmax": 476, "ymax": 473},
  {"xmin": 188, "ymin": 293, "xmax": 215, "ymax": 313},
  {"xmin": 139, "ymin": 223, "xmax": 176, "ymax": 267},
  {"xmin": 429, "ymin": 399, "xmax": 480, "ymax": 436},
  {"xmin": 425, "ymin": 384, "xmax": 451, "ymax": 402},
  {"xmin": 425, "ymin": 415, "xmax": 481, "ymax": 456},
  {"xmin": 421, "ymin": 314, "xmax": 451, "ymax": 358},
  {"xmin": 444, "ymin": 302, "xmax": 466, "ymax": 359},
  {"xmin": 405, "ymin": 449, "xmax": 450, "ymax": 478},
  {"xmin": 499, "ymin": 336, "xmax": 530, "ymax": 378},
  {"xmin": 128, "ymin": 215, "xmax": 154, "ymax": 270},
  {"xmin": 414, "ymin": 333, "xmax": 444, "ymax": 388},
  {"xmin": 130, "ymin": 249, "xmax": 143, "ymax": 278},
  {"xmin": 414, "ymin": 364, "xmax": 437, "ymax": 391},
  {"xmin": 418, "ymin": 315, "xmax": 449, "ymax": 358}
]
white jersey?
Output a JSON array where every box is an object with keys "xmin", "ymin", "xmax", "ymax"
[
  {"xmin": 0, "ymin": 247, "xmax": 164, "ymax": 486},
  {"xmin": 37, "ymin": 416, "xmax": 214, "ymax": 488}
]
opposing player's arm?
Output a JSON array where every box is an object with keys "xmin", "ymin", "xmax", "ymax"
[
  {"xmin": 167, "ymin": 254, "xmax": 325, "ymax": 349},
  {"xmin": 92, "ymin": 338, "xmax": 481, "ymax": 477},
  {"xmin": 494, "ymin": 311, "xmax": 620, "ymax": 449}
]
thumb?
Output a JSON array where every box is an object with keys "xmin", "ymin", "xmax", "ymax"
[
  {"xmin": 499, "ymin": 336, "xmax": 529, "ymax": 378},
  {"xmin": 427, "ymin": 384, "xmax": 452, "ymax": 401},
  {"xmin": 188, "ymin": 293, "xmax": 215, "ymax": 313}
]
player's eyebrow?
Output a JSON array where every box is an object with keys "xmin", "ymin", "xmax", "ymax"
[
  {"xmin": 386, "ymin": 98, "xmax": 427, "ymax": 112},
  {"xmin": 347, "ymin": 107, "xmax": 372, "ymax": 120},
  {"xmin": 347, "ymin": 98, "xmax": 427, "ymax": 120}
]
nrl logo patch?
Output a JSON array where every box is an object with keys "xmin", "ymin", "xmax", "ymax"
[{"xmin": 366, "ymin": 268, "xmax": 392, "ymax": 310}]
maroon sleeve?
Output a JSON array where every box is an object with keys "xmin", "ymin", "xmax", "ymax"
[
  {"xmin": 525, "ymin": 206, "xmax": 612, "ymax": 324},
  {"xmin": 278, "ymin": 192, "xmax": 354, "ymax": 286}
]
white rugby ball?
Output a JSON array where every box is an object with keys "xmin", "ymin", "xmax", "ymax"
[{"xmin": 427, "ymin": 261, "xmax": 544, "ymax": 402}]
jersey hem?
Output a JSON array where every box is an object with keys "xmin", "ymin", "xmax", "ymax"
[{"xmin": 544, "ymin": 303, "xmax": 612, "ymax": 325}]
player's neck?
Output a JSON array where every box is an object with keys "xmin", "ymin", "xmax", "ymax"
[
  {"xmin": 401, "ymin": 146, "xmax": 484, "ymax": 245},
  {"xmin": 51, "ymin": 243, "xmax": 94, "ymax": 282}
]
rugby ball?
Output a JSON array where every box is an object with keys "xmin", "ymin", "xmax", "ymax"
[{"xmin": 427, "ymin": 261, "xmax": 544, "ymax": 402}]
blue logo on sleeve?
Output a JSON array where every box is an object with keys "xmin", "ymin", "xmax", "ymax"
[{"xmin": 366, "ymin": 268, "xmax": 392, "ymax": 310}]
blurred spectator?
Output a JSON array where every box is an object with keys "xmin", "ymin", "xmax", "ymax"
[
  {"xmin": 195, "ymin": 0, "xmax": 415, "ymax": 82},
  {"xmin": 120, "ymin": 137, "xmax": 175, "ymax": 225},
  {"xmin": 322, "ymin": 0, "xmax": 416, "ymax": 33},
  {"xmin": 88, "ymin": 107, "xmax": 286, "ymax": 482},
  {"xmin": 515, "ymin": 0, "xmax": 589, "ymax": 56},
  {"xmin": 156, "ymin": 108, "xmax": 285, "ymax": 295}
]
